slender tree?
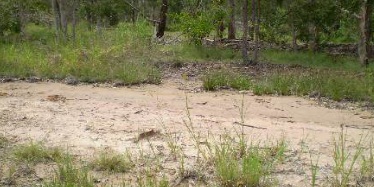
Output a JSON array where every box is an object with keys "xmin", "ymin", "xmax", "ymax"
[
  {"xmin": 358, "ymin": 0, "xmax": 373, "ymax": 67},
  {"xmin": 242, "ymin": 0, "xmax": 250, "ymax": 65},
  {"xmin": 228, "ymin": 0, "xmax": 236, "ymax": 39},
  {"xmin": 156, "ymin": 0, "xmax": 168, "ymax": 38},
  {"xmin": 252, "ymin": 0, "xmax": 260, "ymax": 64}
]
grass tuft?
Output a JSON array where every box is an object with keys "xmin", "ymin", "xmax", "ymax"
[
  {"xmin": 0, "ymin": 135, "xmax": 9, "ymax": 148},
  {"xmin": 90, "ymin": 151, "xmax": 133, "ymax": 173},
  {"xmin": 331, "ymin": 127, "xmax": 364, "ymax": 187},
  {"xmin": 213, "ymin": 138, "xmax": 284, "ymax": 187},
  {"xmin": 203, "ymin": 70, "xmax": 251, "ymax": 91},
  {"xmin": 13, "ymin": 142, "xmax": 64, "ymax": 163},
  {"xmin": 45, "ymin": 155, "xmax": 94, "ymax": 187}
]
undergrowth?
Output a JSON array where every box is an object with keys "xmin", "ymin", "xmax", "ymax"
[
  {"xmin": 203, "ymin": 70, "xmax": 251, "ymax": 91},
  {"xmin": 44, "ymin": 155, "xmax": 94, "ymax": 187},
  {"xmin": 262, "ymin": 49, "xmax": 374, "ymax": 71},
  {"xmin": 13, "ymin": 142, "xmax": 64, "ymax": 163},
  {"xmin": 0, "ymin": 22, "xmax": 161, "ymax": 84},
  {"xmin": 253, "ymin": 70, "xmax": 374, "ymax": 102}
]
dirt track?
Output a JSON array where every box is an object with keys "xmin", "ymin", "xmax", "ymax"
[{"xmin": 1, "ymin": 78, "xmax": 374, "ymax": 186}]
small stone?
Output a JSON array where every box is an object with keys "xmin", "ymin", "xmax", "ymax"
[
  {"xmin": 27, "ymin": 76, "xmax": 41, "ymax": 83},
  {"xmin": 65, "ymin": 76, "xmax": 79, "ymax": 85},
  {"xmin": 309, "ymin": 91, "xmax": 320, "ymax": 98},
  {"xmin": 113, "ymin": 80, "xmax": 124, "ymax": 87}
]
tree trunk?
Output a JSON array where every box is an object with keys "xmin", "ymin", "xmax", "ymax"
[
  {"xmin": 52, "ymin": 0, "xmax": 61, "ymax": 32},
  {"xmin": 292, "ymin": 23, "xmax": 297, "ymax": 51},
  {"xmin": 217, "ymin": 21, "xmax": 225, "ymax": 39},
  {"xmin": 242, "ymin": 0, "xmax": 250, "ymax": 65},
  {"xmin": 156, "ymin": 0, "xmax": 168, "ymax": 38},
  {"xmin": 252, "ymin": 0, "xmax": 260, "ymax": 65},
  {"xmin": 358, "ymin": 0, "xmax": 373, "ymax": 67},
  {"xmin": 251, "ymin": 0, "xmax": 256, "ymax": 36},
  {"xmin": 310, "ymin": 25, "xmax": 319, "ymax": 52},
  {"xmin": 228, "ymin": 0, "xmax": 236, "ymax": 39},
  {"xmin": 72, "ymin": 0, "xmax": 79, "ymax": 41},
  {"xmin": 18, "ymin": 2, "xmax": 27, "ymax": 36},
  {"xmin": 131, "ymin": 0, "xmax": 137, "ymax": 24},
  {"xmin": 57, "ymin": 0, "xmax": 68, "ymax": 40}
]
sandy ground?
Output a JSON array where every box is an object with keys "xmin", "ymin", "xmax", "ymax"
[{"xmin": 0, "ymin": 78, "xmax": 374, "ymax": 186}]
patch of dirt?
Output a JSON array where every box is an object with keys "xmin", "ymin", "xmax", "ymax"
[{"xmin": 0, "ymin": 78, "xmax": 373, "ymax": 186}]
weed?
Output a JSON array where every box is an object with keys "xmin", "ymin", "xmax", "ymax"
[
  {"xmin": 360, "ymin": 138, "xmax": 374, "ymax": 181},
  {"xmin": 44, "ymin": 155, "xmax": 94, "ymax": 187},
  {"xmin": 90, "ymin": 151, "xmax": 133, "ymax": 173},
  {"xmin": 331, "ymin": 127, "xmax": 364, "ymax": 187},
  {"xmin": 0, "ymin": 135, "xmax": 9, "ymax": 148},
  {"xmin": 214, "ymin": 137, "xmax": 279, "ymax": 187},
  {"xmin": 136, "ymin": 174, "xmax": 169, "ymax": 187},
  {"xmin": 2, "ymin": 164, "xmax": 17, "ymax": 185},
  {"xmin": 13, "ymin": 142, "xmax": 63, "ymax": 163},
  {"xmin": 309, "ymin": 152, "xmax": 320, "ymax": 187}
]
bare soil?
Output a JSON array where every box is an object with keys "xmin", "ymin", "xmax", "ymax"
[{"xmin": 0, "ymin": 76, "xmax": 373, "ymax": 186}]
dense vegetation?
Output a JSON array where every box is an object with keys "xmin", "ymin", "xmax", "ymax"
[{"xmin": 0, "ymin": 0, "xmax": 373, "ymax": 102}]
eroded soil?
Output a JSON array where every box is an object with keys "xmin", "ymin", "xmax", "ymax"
[{"xmin": 0, "ymin": 77, "xmax": 373, "ymax": 186}]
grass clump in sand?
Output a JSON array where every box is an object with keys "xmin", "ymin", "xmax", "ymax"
[{"xmin": 90, "ymin": 151, "xmax": 133, "ymax": 173}]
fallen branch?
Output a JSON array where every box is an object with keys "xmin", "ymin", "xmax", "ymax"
[{"xmin": 233, "ymin": 121, "xmax": 267, "ymax": 130}]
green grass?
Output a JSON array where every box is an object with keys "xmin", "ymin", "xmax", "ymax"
[
  {"xmin": 44, "ymin": 155, "xmax": 94, "ymax": 187},
  {"xmin": 90, "ymin": 151, "xmax": 133, "ymax": 173},
  {"xmin": 262, "ymin": 49, "xmax": 374, "ymax": 71},
  {"xmin": 0, "ymin": 22, "xmax": 161, "ymax": 84},
  {"xmin": 214, "ymin": 138, "xmax": 285, "ymax": 187},
  {"xmin": 173, "ymin": 44, "xmax": 241, "ymax": 62},
  {"xmin": 360, "ymin": 139, "xmax": 374, "ymax": 182},
  {"xmin": 331, "ymin": 128, "xmax": 364, "ymax": 187},
  {"xmin": 253, "ymin": 70, "xmax": 374, "ymax": 102},
  {"xmin": 203, "ymin": 70, "xmax": 252, "ymax": 91},
  {"xmin": 13, "ymin": 142, "xmax": 64, "ymax": 163}
]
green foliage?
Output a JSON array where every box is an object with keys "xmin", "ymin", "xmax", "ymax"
[
  {"xmin": 44, "ymin": 155, "xmax": 94, "ymax": 187},
  {"xmin": 13, "ymin": 142, "xmax": 64, "ymax": 163},
  {"xmin": 203, "ymin": 70, "xmax": 251, "ymax": 91},
  {"xmin": 172, "ymin": 12, "xmax": 214, "ymax": 44}
]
